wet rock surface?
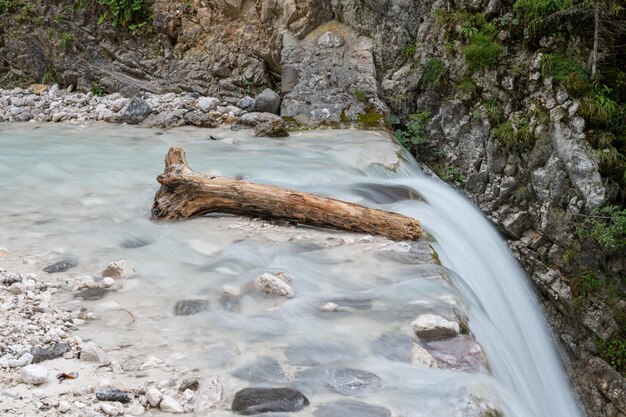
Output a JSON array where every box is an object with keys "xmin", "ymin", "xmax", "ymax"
[
  {"xmin": 328, "ymin": 368, "xmax": 382, "ymax": 396},
  {"xmin": 233, "ymin": 358, "xmax": 288, "ymax": 383},
  {"xmin": 231, "ymin": 387, "xmax": 310, "ymax": 415},
  {"xmin": 42, "ymin": 259, "xmax": 77, "ymax": 273},
  {"xmin": 314, "ymin": 400, "xmax": 391, "ymax": 417},
  {"xmin": 411, "ymin": 314, "xmax": 460, "ymax": 340},
  {"xmin": 174, "ymin": 299, "xmax": 210, "ymax": 316},
  {"xmin": 75, "ymin": 287, "xmax": 108, "ymax": 300}
]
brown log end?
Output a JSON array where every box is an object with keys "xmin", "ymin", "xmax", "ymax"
[{"xmin": 164, "ymin": 146, "xmax": 192, "ymax": 175}]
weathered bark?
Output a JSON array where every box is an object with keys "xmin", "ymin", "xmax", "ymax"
[{"xmin": 152, "ymin": 147, "xmax": 423, "ymax": 241}]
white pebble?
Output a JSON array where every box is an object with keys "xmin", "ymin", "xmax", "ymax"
[
  {"xmin": 20, "ymin": 364, "xmax": 48, "ymax": 385},
  {"xmin": 159, "ymin": 395, "xmax": 184, "ymax": 413}
]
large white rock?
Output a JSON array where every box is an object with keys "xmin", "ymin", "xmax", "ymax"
[
  {"xmin": 146, "ymin": 387, "xmax": 162, "ymax": 407},
  {"xmin": 197, "ymin": 97, "xmax": 220, "ymax": 112},
  {"xmin": 254, "ymin": 273, "xmax": 295, "ymax": 298},
  {"xmin": 58, "ymin": 400, "xmax": 71, "ymax": 413},
  {"xmin": 102, "ymin": 260, "xmax": 135, "ymax": 279},
  {"xmin": 160, "ymin": 395, "xmax": 184, "ymax": 413},
  {"xmin": 80, "ymin": 341, "xmax": 106, "ymax": 363},
  {"xmin": 411, "ymin": 314, "xmax": 460, "ymax": 340},
  {"xmin": 20, "ymin": 364, "xmax": 48, "ymax": 385},
  {"xmin": 193, "ymin": 378, "xmax": 223, "ymax": 413},
  {"xmin": 100, "ymin": 402, "xmax": 124, "ymax": 416},
  {"xmin": 411, "ymin": 343, "xmax": 438, "ymax": 368}
]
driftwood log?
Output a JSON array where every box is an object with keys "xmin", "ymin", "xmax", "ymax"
[{"xmin": 152, "ymin": 147, "xmax": 423, "ymax": 241}]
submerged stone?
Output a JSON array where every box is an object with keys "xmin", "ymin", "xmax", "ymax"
[
  {"xmin": 231, "ymin": 387, "xmax": 309, "ymax": 415},
  {"xmin": 370, "ymin": 333, "xmax": 413, "ymax": 362},
  {"xmin": 75, "ymin": 287, "xmax": 108, "ymax": 300},
  {"xmin": 329, "ymin": 368, "xmax": 382, "ymax": 396},
  {"xmin": 42, "ymin": 259, "xmax": 77, "ymax": 273},
  {"xmin": 233, "ymin": 358, "xmax": 287, "ymax": 383},
  {"xmin": 174, "ymin": 299, "xmax": 209, "ymax": 316},
  {"xmin": 286, "ymin": 341, "xmax": 360, "ymax": 366},
  {"xmin": 120, "ymin": 238, "xmax": 151, "ymax": 249},
  {"xmin": 314, "ymin": 400, "xmax": 390, "ymax": 417},
  {"xmin": 411, "ymin": 314, "xmax": 460, "ymax": 340}
]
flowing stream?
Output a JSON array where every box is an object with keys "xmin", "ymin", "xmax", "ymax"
[{"xmin": 0, "ymin": 123, "xmax": 584, "ymax": 417}]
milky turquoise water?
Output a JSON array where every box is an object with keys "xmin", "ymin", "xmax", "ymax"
[{"xmin": 0, "ymin": 123, "xmax": 584, "ymax": 417}]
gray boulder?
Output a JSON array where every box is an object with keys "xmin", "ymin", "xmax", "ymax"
[
  {"xmin": 122, "ymin": 97, "xmax": 152, "ymax": 125},
  {"xmin": 254, "ymin": 88, "xmax": 281, "ymax": 115},
  {"xmin": 236, "ymin": 96, "xmax": 256, "ymax": 111},
  {"xmin": 231, "ymin": 388, "xmax": 309, "ymax": 414},
  {"xmin": 184, "ymin": 111, "xmax": 217, "ymax": 127},
  {"xmin": 254, "ymin": 121, "xmax": 289, "ymax": 138},
  {"xmin": 142, "ymin": 110, "xmax": 185, "ymax": 128}
]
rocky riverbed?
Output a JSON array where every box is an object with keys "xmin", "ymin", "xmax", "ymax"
[
  {"xmin": 0, "ymin": 215, "xmax": 501, "ymax": 417},
  {"xmin": 0, "ymin": 85, "xmax": 290, "ymax": 137}
]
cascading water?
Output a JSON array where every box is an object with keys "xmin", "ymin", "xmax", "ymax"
[{"xmin": 0, "ymin": 124, "xmax": 584, "ymax": 417}]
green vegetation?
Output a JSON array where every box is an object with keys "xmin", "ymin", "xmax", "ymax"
[
  {"xmin": 16, "ymin": 2, "xmax": 33, "ymax": 23},
  {"xmin": 419, "ymin": 58, "xmax": 448, "ymax": 88},
  {"xmin": 493, "ymin": 114, "xmax": 534, "ymax": 152},
  {"xmin": 98, "ymin": 0, "xmax": 149, "ymax": 33},
  {"xmin": 59, "ymin": 32, "xmax": 73, "ymax": 50},
  {"xmin": 597, "ymin": 337, "xmax": 626, "ymax": 375},
  {"xmin": 578, "ymin": 205, "xmax": 626, "ymax": 250},
  {"xmin": 394, "ymin": 111, "xmax": 432, "ymax": 150},
  {"xmin": 353, "ymin": 89, "xmax": 367, "ymax": 102},
  {"xmin": 457, "ymin": 77, "xmax": 477, "ymax": 95},
  {"xmin": 514, "ymin": 0, "xmax": 573, "ymax": 23},
  {"xmin": 0, "ymin": 0, "xmax": 19, "ymax": 13},
  {"xmin": 435, "ymin": 10, "xmax": 503, "ymax": 72},
  {"xmin": 541, "ymin": 54, "xmax": 590, "ymax": 96},
  {"xmin": 355, "ymin": 107, "xmax": 386, "ymax": 129},
  {"xmin": 484, "ymin": 97, "xmax": 502, "ymax": 123},
  {"xmin": 441, "ymin": 166, "xmax": 467, "ymax": 188},
  {"xmin": 91, "ymin": 85, "xmax": 106, "ymax": 96},
  {"xmin": 463, "ymin": 33, "xmax": 502, "ymax": 71},
  {"xmin": 401, "ymin": 44, "xmax": 417, "ymax": 58}
]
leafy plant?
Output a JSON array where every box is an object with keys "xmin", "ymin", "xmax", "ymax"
[
  {"xmin": 402, "ymin": 44, "xmax": 417, "ymax": 58},
  {"xmin": 16, "ymin": 2, "xmax": 33, "ymax": 23},
  {"xmin": 420, "ymin": 58, "xmax": 448, "ymax": 88},
  {"xmin": 0, "ymin": 0, "xmax": 19, "ymax": 13},
  {"xmin": 59, "ymin": 32, "xmax": 73, "ymax": 50},
  {"xmin": 394, "ymin": 111, "xmax": 432, "ymax": 150},
  {"xmin": 458, "ymin": 77, "xmax": 477, "ymax": 95},
  {"xmin": 442, "ymin": 166, "xmax": 467, "ymax": 188},
  {"xmin": 463, "ymin": 32, "xmax": 502, "ymax": 71},
  {"xmin": 98, "ymin": 0, "xmax": 148, "ymax": 30},
  {"xmin": 578, "ymin": 205, "xmax": 626, "ymax": 250},
  {"xmin": 459, "ymin": 25, "xmax": 478, "ymax": 40},
  {"xmin": 91, "ymin": 85, "xmax": 106, "ymax": 96},
  {"xmin": 541, "ymin": 54, "xmax": 590, "ymax": 96},
  {"xmin": 485, "ymin": 97, "xmax": 502, "ymax": 123},
  {"xmin": 514, "ymin": 0, "xmax": 574, "ymax": 23},
  {"xmin": 597, "ymin": 337, "xmax": 626, "ymax": 374},
  {"xmin": 493, "ymin": 114, "xmax": 534, "ymax": 152},
  {"xmin": 570, "ymin": 273, "xmax": 601, "ymax": 310}
]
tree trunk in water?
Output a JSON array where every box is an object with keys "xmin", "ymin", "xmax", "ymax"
[{"xmin": 152, "ymin": 147, "xmax": 424, "ymax": 241}]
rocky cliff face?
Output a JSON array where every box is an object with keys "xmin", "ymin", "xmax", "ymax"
[{"xmin": 1, "ymin": 0, "xmax": 624, "ymax": 415}]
